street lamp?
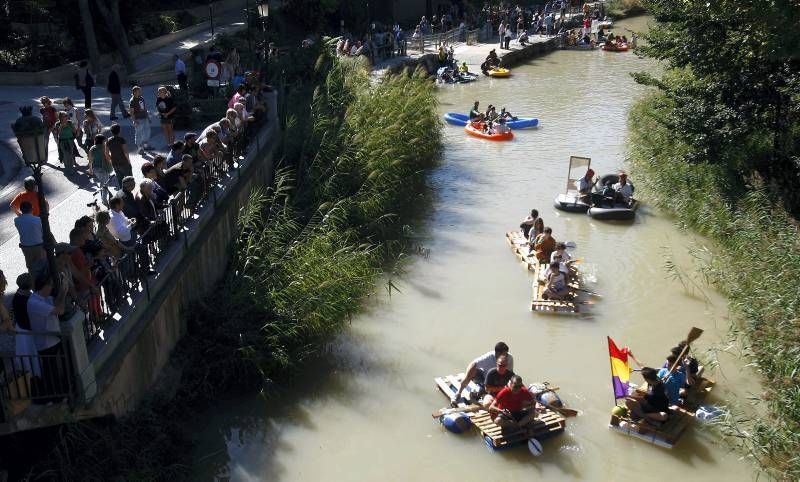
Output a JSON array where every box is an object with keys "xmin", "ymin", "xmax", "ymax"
[
  {"xmin": 11, "ymin": 106, "xmax": 58, "ymax": 288},
  {"xmin": 257, "ymin": 1, "xmax": 269, "ymax": 76}
]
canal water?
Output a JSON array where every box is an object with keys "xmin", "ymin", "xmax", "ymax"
[{"xmin": 194, "ymin": 16, "xmax": 761, "ymax": 481}]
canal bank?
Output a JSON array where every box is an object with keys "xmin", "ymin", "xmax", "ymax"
[
  {"xmin": 191, "ymin": 16, "xmax": 763, "ymax": 482},
  {"xmin": 375, "ymin": 35, "xmax": 560, "ymax": 77}
]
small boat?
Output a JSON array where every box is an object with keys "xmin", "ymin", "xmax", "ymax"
[
  {"xmin": 486, "ymin": 67, "xmax": 511, "ymax": 77},
  {"xmin": 609, "ymin": 374, "xmax": 715, "ymax": 448},
  {"xmin": 437, "ymin": 67, "xmax": 479, "ymax": 84},
  {"xmin": 587, "ymin": 173, "xmax": 639, "ymax": 221},
  {"xmin": 443, "ymin": 112, "xmax": 539, "ymax": 129},
  {"xmin": 464, "ymin": 123, "xmax": 513, "ymax": 141},
  {"xmin": 434, "ymin": 373, "xmax": 567, "ymax": 451},
  {"xmin": 601, "ymin": 43, "xmax": 630, "ymax": 52}
]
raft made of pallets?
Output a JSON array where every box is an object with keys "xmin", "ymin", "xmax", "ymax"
[
  {"xmin": 608, "ymin": 376, "xmax": 715, "ymax": 448},
  {"xmin": 505, "ymin": 231, "xmax": 537, "ymax": 271},
  {"xmin": 434, "ymin": 373, "xmax": 567, "ymax": 450}
]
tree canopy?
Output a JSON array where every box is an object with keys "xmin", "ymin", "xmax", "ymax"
[{"xmin": 634, "ymin": 0, "xmax": 800, "ymax": 209}]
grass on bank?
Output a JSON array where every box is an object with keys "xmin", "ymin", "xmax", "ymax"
[
  {"xmin": 24, "ymin": 47, "xmax": 441, "ymax": 479},
  {"xmin": 629, "ymin": 93, "xmax": 800, "ymax": 480}
]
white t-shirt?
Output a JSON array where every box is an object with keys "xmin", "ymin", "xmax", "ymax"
[
  {"xmin": 472, "ymin": 350, "xmax": 515, "ymax": 373},
  {"xmin": 109, "ymin": 209, "xmax": 132, "ymax": 242},
  {"xmin": 27, "ymin": 292, "xmax": 61, "ymax": 351},
  {"xmin": 613, "ymin": 182, "xmax": 634, "ymax": 200}
]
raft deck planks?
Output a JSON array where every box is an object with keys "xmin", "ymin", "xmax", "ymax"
[
  {"xmin": 505, "ymin": 231, "xmax": 537, "ymax": 271},
  {"xmin": 435, "ymin": 373, "xmax": 567, "ymax": 450},
  {"xmin": 609, "ymin": 377, "xmax": 715, "ymax": 448}
]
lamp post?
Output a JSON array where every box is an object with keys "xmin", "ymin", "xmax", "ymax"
[
  {"xmin": 209, "ymin": 1, "xmax": 215, "ymax": 37},
  {"xmin": 257, "ymin": 2, "xmax": 269, "ymax": 77},
  {"xmin": 11, "ymin": 106, "xmax": 58, "ymax": 289}
]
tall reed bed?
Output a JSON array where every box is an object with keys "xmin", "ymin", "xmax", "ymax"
[
  {"xmin": 629, "ymin": 93, "xmax": 800, "ymax": 480},
  {"xmin": 25, "ymin": 50, "xmax": 441, "ymax": 479}
]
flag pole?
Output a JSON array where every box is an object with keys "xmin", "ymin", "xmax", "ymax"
[{"xmin": 607, "ymin": 336, "xmax": 619, "ymax": 408}]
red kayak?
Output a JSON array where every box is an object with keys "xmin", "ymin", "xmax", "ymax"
[{"xmin": 464, "ymin": 123, "xmax": 514, "ymax": 141}]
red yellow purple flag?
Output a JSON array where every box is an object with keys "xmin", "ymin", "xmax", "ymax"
[{"xmin": 608, "ymin": 336, "xmax": 631, "ymax": 400}]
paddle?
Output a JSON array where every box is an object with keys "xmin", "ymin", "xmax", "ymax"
[
  {"xmin": 544, "ymin": 404, "xmax": 578, "ymax": 417},
  {"xmin": 575, "ymin": 287, "xmax": 602, "ymax": 297},
  {"xmin": 663, "ymin": 327, "xmax": 703, "ymax": 380},
  {"xmin": 431, "ymin": 404, "xmax": 484, "ymax": 418}
]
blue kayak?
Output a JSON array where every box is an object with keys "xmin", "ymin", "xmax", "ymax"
[{"xmin": 443, "ymin": 112, "xmax": 539, "ymax": 129}]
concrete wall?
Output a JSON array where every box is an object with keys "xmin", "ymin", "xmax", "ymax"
[{"xmin": 84, "ymin": 93, "xmax": 279, "ymax": 417}]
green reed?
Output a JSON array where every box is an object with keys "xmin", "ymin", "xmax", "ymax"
[{"xmin": 629, "ymin": 93, "xmax": 800, "ymax": 480}]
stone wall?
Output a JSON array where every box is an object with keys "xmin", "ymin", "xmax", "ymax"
[{"xmin": 85, "ymin": 100, "xmax": 279, "ymax": 417}]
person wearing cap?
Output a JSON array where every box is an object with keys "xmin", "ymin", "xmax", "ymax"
[
  {"xmin": 15, "ymin": 201, "xmax": 44, "ymax": 271},
  {"xmin": 452, "ymin": 342, "xmax": 515, "ymax": 405},
  {"xmin": 113, "ymin": 176, "xmax": 141, "ymax": 220},
  {"xmin": 489, "ymin": 375, "xmax": 539, "ymax": 429},
  {"xmin": 613, "ymin": 172, "xmax": 634, "ymax": 204}
]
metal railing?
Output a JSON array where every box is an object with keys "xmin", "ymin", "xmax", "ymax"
[
  {"xmin": 406, "ymin": 26, "xmax": 466, "ymax": 53},
  {"xmin": 78, "ymin": 120, "xmax": 261, "ymax": 347},
  {"xmin": 0, "ymin": 331, "xmax": 75, "ymax": 421}
]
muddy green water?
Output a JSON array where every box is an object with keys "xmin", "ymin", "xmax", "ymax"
[{"xmin": 193, "ymin": 17, "xmax": 760, "ymax": 481}]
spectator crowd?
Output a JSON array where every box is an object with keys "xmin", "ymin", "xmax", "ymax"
[{"xmin": 2, "ymin": 68, "xmax": 272, "ymax": 405}]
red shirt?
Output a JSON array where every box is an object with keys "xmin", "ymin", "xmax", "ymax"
[
  {"xmin": 71, "ymin": 249, "xmax": 93, "ymax": 292},
  {"xmin": 495, "ymin": 386, "xmax": 534, "ymax": 412},
  {"xmin": 10, "ymin": 191, "xmax": 42, "ymax": 216}
]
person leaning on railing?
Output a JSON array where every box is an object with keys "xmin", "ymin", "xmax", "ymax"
[{"xmin": 27, "ymin": 270, "xmax": 70, "ymax": 404}]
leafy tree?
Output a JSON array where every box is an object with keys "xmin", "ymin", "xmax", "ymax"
[{"xmin": 634, "ymin": 0, "xmax": 800, "ymax": 206}]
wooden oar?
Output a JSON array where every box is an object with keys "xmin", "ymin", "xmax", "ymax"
[
  {"xmin": 663, "ymin": 326, "xmax": 703, "ymax": 380},
  {"xmin": 575, "ymin": 287, "xmax": 602, "ymax": 297},
  {"xmin": 544, "ymin": 403, "xmax": 579, "ymax": 417},
  {"xmin": 431, "ymin": 404, "xmax": 483, "ymax": 418}
]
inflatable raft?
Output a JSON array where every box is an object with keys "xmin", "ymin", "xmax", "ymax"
[
  {"xmin": 553, "ymin": 193, "xmax": 590, "ymax": 213},
  {"xmin": 587, "ymin": 173, "xmax": 639, "ymax": 221},
  {"xmin": 443, "ymin": 112, "xmax": 539, "ymax": 129},
  {"xmin": 465, "ymin": 123, "xmax": 513, "ymax": 141},
  {"xmin": 486, "ymin": 67, "xmax": 511, "ymax": 77}
]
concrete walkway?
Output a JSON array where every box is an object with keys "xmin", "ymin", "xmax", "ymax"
[{"xmin": 0, "ymin": 82, "xmax": 209, "ymax": 295}]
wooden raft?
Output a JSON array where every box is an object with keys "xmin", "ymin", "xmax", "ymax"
[
  {"xmin": 531, "ymin": 260, "xmax": 580, "ymax": 314},
  {"xmin": 435, "ymin": 373, "xmax": 566, "ymax": 450},
  {"xmin": 609, "ymin": 376, "xmax": 715, "ymax": 449},
  {"xmin": 505, "ymin": 231, "xmax": 537, "ymax": 271}
]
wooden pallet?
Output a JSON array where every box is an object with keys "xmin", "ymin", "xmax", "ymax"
[
  {"xmin": 609, "ymin": 377, "xmax": 715, "ymax": 448},
  {"xmin": 505, "ymin": 231, "xmax": 537, "ymax": 271},
  {"xmin": 434, "ymin": 373, "xmax": 567, "ymax": 450},
  {"xmin": 472, "ymin": 408, "xmax": 566, "ymax": 449}
]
